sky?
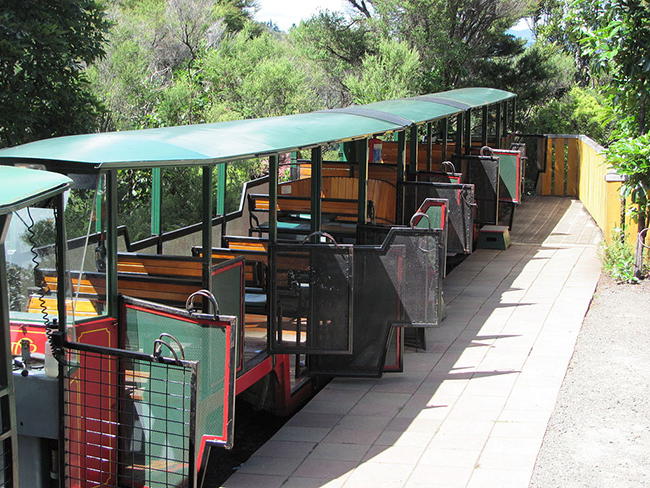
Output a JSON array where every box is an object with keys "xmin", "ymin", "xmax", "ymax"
[
  {"xmin": 254, "ymin": 0, "xmax": 352, "ymax": 31},
  {"xmin": 254, "ymin": 1, "xmax": 533, "ymax": 40}
]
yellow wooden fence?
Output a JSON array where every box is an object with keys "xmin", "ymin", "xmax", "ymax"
[{"xmin": 540, "ymin": 135, "xmax": 636, "ymax": 245}]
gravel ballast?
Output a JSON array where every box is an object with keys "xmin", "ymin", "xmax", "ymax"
[{"xmin": 530, "ymin": 276, "xmax": 650, "ymax": 487}]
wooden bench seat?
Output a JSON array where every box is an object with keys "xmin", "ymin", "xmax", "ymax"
[
  {"xmin": 27, "ymin": 295, "xmax": 100, "ymax": 317},
  {"xmin": 248, "ymin": 176, "xmax": 397, "ymax": 237}
]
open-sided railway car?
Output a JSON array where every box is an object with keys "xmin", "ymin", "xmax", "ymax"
[{"xmin": 0, "ymin": 87, "xmax": 517, "ymax": 487}]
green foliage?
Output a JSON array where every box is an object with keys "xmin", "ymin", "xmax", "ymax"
[
  {"xmin": 604, "ymin": 134, "xmax": 650, "ymax": 225},
  {"xmin": 225, "ymin": 160, "xmax": 265, "ymax": 213},
  {"xmin": 65, "ymin": 188, "xmax": 99, "ymax": 240},
  {"xmin": 601, "ymin": 232, "xmax": 642, "ymax": 283},
  {"xmin": 482, "ymin": 42, "xmax": 575, "ymax": 122},
  {"xmin": 568, "ymin": 0, "xmax": 650, "ymax": 136},
  {"xmin": 0, "ymin": 0, "xmax": 111, "ymax": 147},
  {"xmin": 7, "ymin": 264, "xmax": 30, "ymax": 312},
  {"xmin": 345, "ymin": 38, "xmax": 422, "ymax": 104},
  {"xmin": 20, "ymin": 219, "xmax": 56, "ymax": 248},
  {"xmin": 202, "ymin": 26, "xmax": 320, "ymax": 120},
  {"xmin": 213, "ymin": 0, "xmax": 258, "ymax": 33},
  {"xmin": 364, "ymin": 0, "xmax": 535, "ymax": 90},
  {"xmin": 522, "ymin": 86, "xmax": 612, "ymax": 144},
  {"xmin": 290, "ymin": 11, "xmax": 374, "ymax": 106}
]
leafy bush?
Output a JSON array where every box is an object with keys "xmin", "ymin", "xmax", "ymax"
[
  {"xmin": 600, "ymin": 232, "xmax": 642, "ymax": 283},
  {"xmin": 604, "ymin": 134, "xmax": 650, "ymax": 227},
  {"xmin": 521, "ymin": 87, "xmax": 612, "ymax": 144}
]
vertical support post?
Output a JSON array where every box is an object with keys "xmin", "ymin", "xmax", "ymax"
[
  {"xmin": 151, "ymin": 167, "xmax": 162, "ymax": 253},
  {"xmin": 216, "ymin": 163, "xmax": 227, "ymax": 245},
  {"xmin": 94, "ymin": 177, "xmax": 103, "ymax": 234},
  {"xmin": 396, "ymin": 131, "xmax": 406, "ymax": 224},
  {"xmin": 0, "ymin": 214, "xmax": 19, "ymax": 488},
  {"xmin": 55, "ymin": 192, "xmax": 68, "ymax": 330},
  {"xmin": 268, "ymin": 155, "xmax": 278, "ymax": 244},
  {"xmin": 358, "ymin": 139, "xmax": 369, "ymax": 224},
  {"xmin": 53, "ymin": 192, "xmax": 67, "ymax": 488},
  {"xmin": 441, "ymin": 118, "xmax": 449, "ymax": 161},
  {"xmin": 311, "ymin": 146, "xmax": 323, "ymax": 239},
  {"xmin": 455, "ymin": 113, "xmax": 463, "ymax": 156},
  {"xmin": 511, "ymin": 98, "xmax": 517, "ymax": 134},
  {"xmin": 201, "ymin": 165, "xmax": 214, "ymax": 306},
  {"xmin": 426, "ymin": 122, "xmax": 433, "ymax": 172},
  {"xmin": 107, "ymin": 170, "xmax": 119, "ymax": 317},
  {"xmin": 503, "ymin": 101, "xmax": 509, "ymax": 140},
  {"xmin": 481, "ymin": 106, "xmax": 488, "ymax": 147},
  {"xmin": 464, "ymin": 108, "xmax": 472, "ymax": 155},
  {"xmin": 408, "ymin": 124, "xmax": 418, "ymax": 178},
  {"xmin": 495, "ymin": 103, "xmax": 502, "ymax": 148}
]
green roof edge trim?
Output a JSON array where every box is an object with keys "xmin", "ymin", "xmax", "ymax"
[{"xmin": 0, "ymin": 166, "xmax": 72, "ymax": 215}]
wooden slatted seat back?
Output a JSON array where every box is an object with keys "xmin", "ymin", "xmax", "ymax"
[
  {"xmin": 368, "ymin": 179, "xmax": 397, "ymax": 224},
  {"xmin": 117, "ymin": 253, "xmax": 203, "ymax": 278}
]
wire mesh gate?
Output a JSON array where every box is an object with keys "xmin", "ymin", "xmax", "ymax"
[{"xmin": 63, "ymin": 340, "xmax": 198, "ymax": 488}]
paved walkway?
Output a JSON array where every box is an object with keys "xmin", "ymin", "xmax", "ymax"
[{"xmin": 222, "ymin": 197, "xmax": 602, "ymax": 488}]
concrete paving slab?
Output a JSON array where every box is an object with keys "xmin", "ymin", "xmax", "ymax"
[{"xmin": 219, "ymin": 197, "xmax": 602, "ymax": 487}]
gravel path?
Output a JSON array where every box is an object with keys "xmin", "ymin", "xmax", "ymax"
[{"xmin": 530, "ymin": 275, "xmax": 650, "ymax": 487}]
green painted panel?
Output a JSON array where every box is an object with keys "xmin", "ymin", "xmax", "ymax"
[
  {"xmin": 123, "ymin": 299, "xmax": 237, "ymax": 475},
  {"xmin": 495, "ymin": 152, "xmax": 521, "ymax": 203},
  {"xmin": 0, "ymin": 166, "xmax": 71, "ymax": 215},
  {"xmin": 211, "ymin": 258, "xmax": 244, "ymax": 370},
  {"xmin": 415, "ymin": 205, "xmax": 444, "ymax": 230}
]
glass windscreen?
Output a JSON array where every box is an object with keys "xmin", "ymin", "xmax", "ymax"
[{"xmin": 7, "ymin": 173, "xmax": 107, "ymax": 364}]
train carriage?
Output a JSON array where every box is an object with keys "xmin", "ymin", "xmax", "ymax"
[{"xmin": 0, "ymin": 87, "xmax": 517, "ymax": 487}]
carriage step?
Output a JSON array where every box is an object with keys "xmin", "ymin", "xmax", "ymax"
[{"xmin": 477, "ymin": 225, "xmax": 511, "ymax": 250}]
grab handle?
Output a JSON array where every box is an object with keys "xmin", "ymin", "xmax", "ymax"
[{"xmin": 186, "ymin": 289, "xmax": 220, "ymax": 317}]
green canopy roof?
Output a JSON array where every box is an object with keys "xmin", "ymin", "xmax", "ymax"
[
  {"xmin": 362, "ymin": 87, "xmax": 514, "ymax": 124},
  {"xmin": 361, "ymin": 98, "xmax": 462, "ymax": 125},
  {"xmin": 417, "ymin": 87, "xmax": 516, "ymax": 109},
  {"xmin": 0, "ymin": 87, "xmax": 515, "ymax": 171},
  {"xmin": 0, "ymin": 111, "xmax": 406, "ymax": 170},
  {"xmin": 0, "ymin": 166, "xmax": 71, "ymax": 215}
]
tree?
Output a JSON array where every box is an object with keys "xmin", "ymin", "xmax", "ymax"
[
  {"xmin": 0, "ymin": 0, "xmax": 111, "ymax": 147},
  {"xmin": 202, "ymin": 25, "xmax": 321, "ymax": 120},
  {"xmin": 570, "ymin": 0, "xmax": 650, "ymax": 136},
  {"xmin": 522, "ymin": 86, "xmax": 611, "ymax": 144},
  {"xmin": 347, "ymin": 0, "xmax": 535, "ymax": 90},
  {"xmin": 291, "ymin": 11, "xmax": 375, "ymax": 107},
  {"xmin": 345, "ymin": 38, "xmax": 422, "ymax": 104}
]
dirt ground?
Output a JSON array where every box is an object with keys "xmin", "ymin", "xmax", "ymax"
[{"xmin": 530, "ymin": 275, "xmax": 650, "ymax": 487}]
